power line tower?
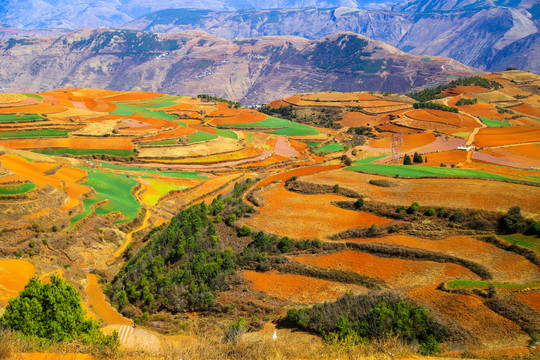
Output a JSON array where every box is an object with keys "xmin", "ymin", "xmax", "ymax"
[{"xmin": 391, "ymin": 132, "xmax": 403, "ymax": 163}]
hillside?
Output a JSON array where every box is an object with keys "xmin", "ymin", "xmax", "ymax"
[
  {"xmin": 122, "ymin": 4, "xmax": 539, "ymax": 73},
  {"xmin": 0, "ymin": 29, "xmax": 477, "ymax": 105},
  {"xmin": 0, "ymin": 71, "xmax": 538, "ymax": 358}
]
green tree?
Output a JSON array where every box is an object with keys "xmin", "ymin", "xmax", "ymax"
[
  {"xmin": 403, "ymin": 154, "xmax": 412, "ymax": 165},
  {"xmin": 0, "ymin": 275, "xmax": 117, "ymax": 347},
  {"xmin": 413, "ymin": 152, "xmax": 423, "ymax": 164},
  {"xmin": 354, "ymin": 197, "xmax": 365, "ymax": 209},
  {"xmin": 407, "ymin": 202, "xmax": 420, "ymax": 215}
]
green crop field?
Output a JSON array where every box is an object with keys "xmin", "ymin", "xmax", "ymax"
[
  {"xmin": 66, "ymin": 197, "xmax": 101, "ymax": 232},
  {"xmin": 354, "ymin": 155, "xmax": 388, "ymax": 164},
  {"xmin": 187, "ymin": 130, "xmax": 218, "ymax": 144},
  {"xmin": 0, "ymin": 114, "xmax": 45, "ymax": 122},
  {"xmin": 111, "ymin": 102, "xmax": 178, "ymax": 121},
  {"xmin": 0, "ymin": 183, "xmax": 36, "ymax": 195},
  {"xmin": 452, "ymin": 132, "xmax": 470, "ymax": 139},
  {"xmin": 0, "ymin": 129, "xmax": 69, "ymax": 138},
  {"xmin": 270, "ymin": 122, "xmax": 320, "ymax": 136},
  {"xmin": 224, "ymin": 116, "xmax": 291, "ymax": 129},
  {"xmin": 480, "ymin": 117, "xmax": 511, "ymax": 127},
  {"xmin": 35, "ymin": 149, "xmax": 134, "ymax": 157},
  {"xmin": 499, "ymin": 234, "xmax": 540, "ymax": 255},
  {"xmin": 216, "ymin": 129, "xmax": 238, "ymax": 139},
  {"xmin": 446, "ymin": 280, "xmax": 540, "ymax": 290},
  {"xmin": 143, "ymin": 179, "xmax": 189, "ymax": 206},
  {"xmin": 345, "ymin": 164, "xmax": 538, "ymax": 184},
  {"xmin": 68, "ymin": 170, "xmax": 141, "ymax": 229},
  {"xmin": 23, "ymin": 94, "xmax": 44, "ymax": 100},
  {"xmin": 98, "ymin": 162, "xmax": 206, "ymax": 179},
  {"xmin": 314, "ymin": 144, "xmax": 345, "ymax": 153},
  {"xmin": 303, "ymin": 142, "xmax": 320, "ymax": 147}
]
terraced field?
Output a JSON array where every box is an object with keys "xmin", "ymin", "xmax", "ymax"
[{"xmin": 0, "ymin": 71, "xmax": 539, "ymax": 358}]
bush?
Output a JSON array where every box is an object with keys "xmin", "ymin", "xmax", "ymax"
[
  {"xmin": 0, "ymin": 275, "xmax": 118, "ymax": 349},
  {"xmin": 226, "ymin": 213, "xmax": 236, "ymax": 226},
  {"xmin": 226, "ymin": 317, "xmax": 249, "ymax": 343},
  {"xmin": 403, "ymin": 154, "xmax": 412, "ymax": 165},
  {"xmin": 333, "ymin": 184, "xmax": 340, "ymax": 193},
  {"xmin": 424, "ymin": 208, "xmax": 436, "ymax": 216},
  {"xmin": 407, "ymin": 202, "xmax": 420, "ymax": 214},
  {"xmin": 456, "ymin": 98, "xmax": 478, "ymax": 106},
  {"xmin": 354, "ymin": 197, "xmax": 365, "ymax": 209},
  {"xmin": 278, "ymin": 237, "xmax": 293, "ymax": 253},
  {"xmin": 238, "ymin": 225, "xmax": 252, "ymax": 237},
  {"xmin": 369, "ymin": 223, "xmax": 379, "ymax": 234},
  {"xmin": 413, "ymin": 152, "xmax": 423, "ymax": 164}
]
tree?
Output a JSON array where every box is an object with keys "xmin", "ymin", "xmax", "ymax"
[
  {"xmin": 413, "ymin": 152, "xmax": 423, "ymax": 164},
  {"xmin": 354, "ymin": 197, "xmax": 365, "ymax": 209},
  {"xmin": 403, "ymin": 154, "xmax": 412, "ymax": 165},
  {"xmin": 424, "ymin": 156, "xmax": 428, "ymax": 163},
  {"xmin": 0, "ymin": 275, "xmax": 117, "ymax": 348},
  {"xmin": 407, "ymin": 202, "xmax": 420, "ymax": 215}
]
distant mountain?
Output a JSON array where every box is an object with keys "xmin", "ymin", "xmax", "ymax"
[
  {"xmin": 123, "ymin": 5, "xmax": 539, "ymax": 73},
  {"xmin": 0, "ymin": 28, "xmax": 476, "ymax": 104},
  {"xmin": 392, "ymin": 0, "xmax": 537, "ymax": 12},
  {"xmin": 0, "ymin": 0, "xmax": 400, "ymax": 29}
]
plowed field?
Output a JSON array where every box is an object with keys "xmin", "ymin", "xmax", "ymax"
[
  {"xmin": 0, "ymin": 259, "xmax": 35, "ymax": 306},
  {"xmin": 300, "ymin": 168, "xmax": 540, "ymax": 215},
  {"xmin": 245, "ymin": 183, "xmax": 392, "ymax": 239},
  {"xmin": 354, "ymin": 235, "xmax": 539, "ymax": 283},
  {"xmin": 293, "ymin": 250, "xmax": 478, "ymax": 288},
  {"xmin": 475, "ymin": 127, "xmax": 540, "ymax": 147},
  {"xmin": 242, "ymin": 270, "xmax": 366, "ymax": 304},
  {"xmin": 515, "ymin": 291, "xmax": 540, "ymax": 312}
]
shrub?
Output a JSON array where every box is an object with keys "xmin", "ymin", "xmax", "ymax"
[
  {"xmin": 354, "ymin": 197, "xmax": 365, "ymax": 209},
  {"xmin": 407, "ymin": 202, "xmax": 420, "ymax": 214},
  {"xmin": 226, "ymin": 213, "xmax": 237, "ymax": 226},
  {"xmin": 333, "ymin": 184, "xmax": 340, "ymax": 193},
  {"xmin": 389, "ymin": 225, "xmax": 397, "ymax": 233},
  {"xmin": 226, "ymin": 317, "xmax": 249, "ymax": 343},
  {"xmin": 369, "ymin": 223, "xmax": 379, "ymax": 234},
  {"xmin": 238, "ymin": 225, "xmax": 252, "ymax": 237},
  {"xmin": 424, "ymin": 208, "xmax": 436, "ymax": 216},
  {"xmin": 456, "ymin": 98, "xmax": 478, "ymax": 106},
  {"xmin": 28, "ymin": 241, "xmax": 35, "ymax": 248},
  {"xmin": 278, "ymin": 237, "xmax": 293, "ymax": 253}
]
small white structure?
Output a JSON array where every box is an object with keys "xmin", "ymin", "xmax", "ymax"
[
  {"xmin": 457, "ymin": 145, "xmax": 475, "ymax": 151},
  {"xmin": 273, "ymin": 330, "xmax": 277, "ymax": 341}
]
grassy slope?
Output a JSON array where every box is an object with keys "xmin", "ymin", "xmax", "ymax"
[{"xmin": 0, "ymin": 183, "xmax": 36, "ymax": 195}]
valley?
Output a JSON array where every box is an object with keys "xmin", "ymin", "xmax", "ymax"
[{"xmin": 0, "ymin": 70, "xmax": 538, "ymax": 358}]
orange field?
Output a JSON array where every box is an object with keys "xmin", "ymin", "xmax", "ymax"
[
  {"xmin": 209, "ymin": 111, "xmax": 267, "ymax": 126},
  {"xmin": 339, "ymin": 112, "xmax": 377, "ymax": 127},
  {"xmin": 504, "ymin": 144, "xmax": 540, "ymax": 160},
  {"xmin": 0, "ymin": 103, "xmax": 66, "ymax": 114},
  {"xmin": 293, "ymin": 250, "xmax": 477, "ymax": 288},
  {"xmin": 101, "ymin": 91, "xmax": 165, "ymax": 102},
  {"xmin": 419, "ymin": 150, "xmax": 468, "ymax": 166},
  {"xmin": 439, "ymin": 85, "xmax": 488, "ymax": 96},
  {"xmin": 300, "ymin": 92, "xmax": 380, "ymax": 102},
  {"xmin": 0, "ymin": 259, "xmax": 35, "ymax": 306},
  {"xmin": 140, "ymin": 126, "xmax": 196, "ymax": 142},
  {"xmin": 407, "ymin": 285, "xmax": 529, "ymax": 349},
  {"xmin": 363, "ymin": 104, "xmax": 411, "ymax": 114},
  {"xmin": 85, "ymin": 274, "xmax": 132, "ymax": 325},
  {"xmin": 244, "ymin": 183, "xmax": 393, "ymax": 239},
  {"xmin": 242, "ymin": 270, "xmax": 366, "ymax": 304},
  {"xmin": 354, "ymin": 235, "xmax": 538, "ymax": 283},
  {"xmin": 368, "ymin": 132, "xmax": 436, "ymax": 151},
  {"xmin": 0, "ymin": 137, "xmax": 135, "ymax": 150},
  {"xmin": 257, "ymin": 165, "xmax": 342, "ymax": 187},
  {"xmin": 300, "ymin": 168, "xmax": 540, "ymax": 215},
  {"xmin": 207, "ymin": 103, "xmax": 244, "ymax": 117},
  {"xmin": 405, "ymin": 109, "xmax": 478, "ymax": 129},
  {"xmin": 515, "ymin": 292, "xmax": 540, "ymax": 312},
  {"xmin": 268, "ymin": 99, "xmax": 290, "ymax": 108},
  {"xmin": 508, "ymin": 103, "xmax": 540, "ymax": 118},
  {"xmin": 474, "ymin": 127, "xmax": 540, "ymax": 147}
]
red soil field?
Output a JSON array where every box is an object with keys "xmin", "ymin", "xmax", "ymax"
[
  {"xmin": 363, "ymin": 104, "xmax": 411, "ymax": 114},
  {"xmin": 300, "ymin": 168, "xmax": 540, "ymax": 216},
  {"xmin": 473, "ymin": 148, "xmax": 540, "ymax": 169},
  {"xmin": 504, "ymin": 144, "xmax": 540, "ymax": 160},
  {"xmin": 119, "ymin": 115, "xmax": 177, "ymax": 136},
  {"xmin": 0, "ymin": 103, "xmax": 66, "ymax": 114},
  {"xmin": 273, "ymin": 136, "xmax": 299, "ymax": 157},
  {"xmin": 209, "ymin": 111, "xmax": 267, "ymax": 126},
  {"xmin": 508, "ymin": 103, "xmax": 540, "ymax": 118},
  {"xmin": 245, "ymin": 183, "xmax": 393, "ymax": 239},
  {"xmin": 419, "ymin": 150, "xmax": 468, "ymax": 166},
  {"xmin": 439, "ymin": 85, "xmax": 488, "ymax": 96},
  {"xmin": 405, "ymin": 109, "xmax": 477, "ymax": 128},
  {"xmin": 242, "ymin": 270, "xmax": 366, "ymax": 304},
  {"xmin": 339, "ymin": 112, "xmax": 377, "ymax": 127},
  {"xmin": 293, "ymin": 250, "xmax": 478, "ymax": 288},
  {"xmin": 83, "ymin": 98, "xmax": 117, "ymax": 113},
  {"xmin": 474, "ymin": 127, "xmax": 540, "ymax": 147},
  {"xmin": 0, "ymin": 137, "xmax": 134, "ymax": 150},
  {"xmin": 515, "ymin": 292, "xmax": 540, "ymax": 312},
  {"xmin": 511, "ymin": 116, "xmax": 540, "ymax": 126},
  {"xmin": 368, "ymin": 132, "xmax": 436, "ymax": 151},
  {"xmin": 406, "ymin": 285, "xmax": 530, "ymax": 349},
  {"xmin": 0, "ymin": 259, "xmax": 35, "ymax": 306},
  {"xmin": 208, "ymin": 103, "xmax": 244, "ymax": 117},
  {"xmin": 257, "ymin": 164, "xmax": 342, "ymax": 187},
  {"xmin": 449, "ymin": 101, "xmax": 514, "ymax": 121},
  {"xmin": 354, "ymin": 235, "xmax": 539, "ymax": 283},
  {"xmin": 268, "ymin": 99, "xmax": 290, "ymax": 108},
  {"xmin": 85, "ymin": 273, "xmax": 131, "ymax": 325},
  {"xmin": 140, "ymin": 127, "xmax": 196, "ymax": 142}
]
